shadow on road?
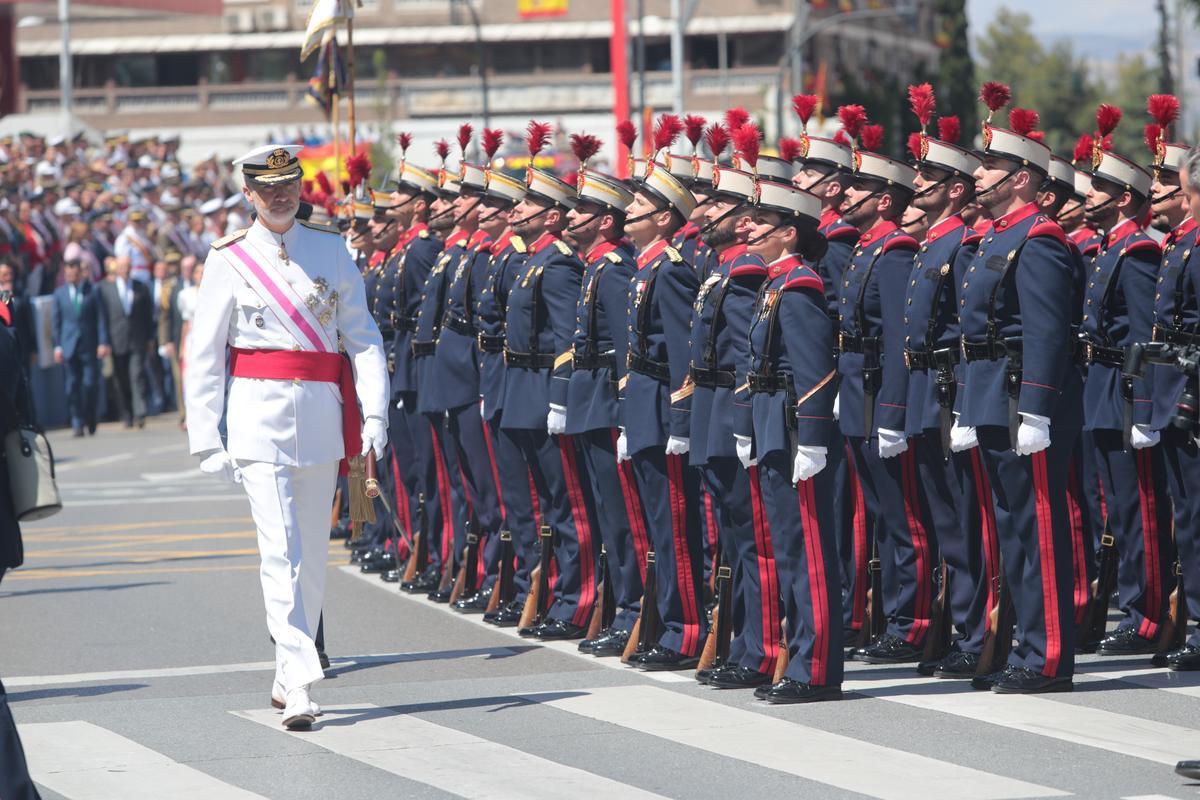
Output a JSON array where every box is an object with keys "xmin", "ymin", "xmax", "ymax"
[
  {"xmin": 311, "ymin": 690, "xmax": 591, "ymax": 730},
  {"xmin": 9, "ymin": 683, "xmax": 147, "ymax": 703},
  {"xmin": 323, "ymin": 645, "xmax": 541, "ymax": 680},
  {"xmin": 0, "ymin": 581, "xmax": 169, "ymax": 599}
]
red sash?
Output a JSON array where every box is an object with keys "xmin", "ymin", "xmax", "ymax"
[{"xmin": 229, "ymin": 347, "xmax": 362, "ymax": 474}]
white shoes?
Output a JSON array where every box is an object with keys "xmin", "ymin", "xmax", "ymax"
[
  {"xmin": 276, "ymin": 684, "xmax": 321, "ymax": 729},
  {"xmin": 272, "ymin": 680, "xmax": 322, "ymax": 715}
]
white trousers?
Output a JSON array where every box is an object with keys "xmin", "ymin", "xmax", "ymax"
[{"xmin": 238, "ymin": 459, "xmax": 338, "ymax": 693}]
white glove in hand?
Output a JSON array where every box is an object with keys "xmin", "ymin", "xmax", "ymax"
[
  {"xmin": 1014, "ymin": 412, "xmax": 1051, "ymax": 457},
  {"xmin": 792, "ymin": 444, "xmax": 828, "ymax": 484},
  {"xmin": 832, "ymin": 392, "xmax": 841, "ymax": 421},
  {"xmin": 616, "ymin": 429, "xmax": 630, "ymax": 463},
  {"xmin": 734, "ymin": 434, "xmax": 755, "ymax": 469},
  {"xmin": 200, "ymin": 450, "xmax": 241, "ymax": 485},
  {"xmin": 949, "ymin": 419, "xmax": 978, "ymax": 453},
  {"xmin": 361, "ymin": 415, "xmax": 388, "ymax": 459},
  {"xmin": 396, "ymin": 397, "xmax": 405, "ymax": 410},
  {"xmin": 877, "ymin": 428, "xmax": 908, "ymax": 459},
  {"xmin": 1130, "ymin": 424, "xmax": 1160, "ymax": 450},
  {"xmin": 547, "ymin": 404, "xmax": 567, "ymax": 435},
  {"xmin": 665, "ymin": 435, "xmax": 690, "ymax": 456}
]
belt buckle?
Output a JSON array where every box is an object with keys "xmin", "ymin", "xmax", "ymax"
[
  {"xmin": 838, "ymin": 331, "xmax": 847, "ymax": 351},
  {"xmin": 1085, "ymin": 343, "xmax": 1096, "ymax": 363},
  {"xmin": 903, "ymin": 350, "xmax": 912, "ymax": 369}
]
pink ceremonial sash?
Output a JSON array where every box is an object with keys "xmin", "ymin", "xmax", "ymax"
[{"xmin": 224, "ymin": 241, "xmax": 329, "ymax": 353}]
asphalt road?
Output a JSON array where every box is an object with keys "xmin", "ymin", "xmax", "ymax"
[{"xmin": 3, "ymin": 416, "xmax": 1200, "ymax": 799}]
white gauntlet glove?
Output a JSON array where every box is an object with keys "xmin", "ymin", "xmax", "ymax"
[
  {"xmin": 877, "ymin": 428, "xmax": 908, "ymax": 459},
  {"xmin": 1013, "ymin": 412, "xmax": 1051, "ymax": 457},
  {"xmin": 832, "ymin": 392, "xmax": 841, "ymax": 422},
  {"xmin": 361, "ymin": 415, "xmax": 388, "ymax": 459},
  {"xmin": 1130, "ymin": 424, "xmax": 1160, "ymax": 450},
  {"xmin": 616, "ymin": 428, "xmax": 630, "ymax": 463},
  {"xmin": 949, "ymin": 415, "xmax": 978, "ymax": 453},
  {"xmin": 734, "ymin": 434, "xmax": 756, "ymax": 469},
  {"xmin": 665, "ymin": 435, "xmax": 690, "ymax": 456},
  {"xmin": 547, "ymin": 404, "xmax": 567, "ymax": 435},
  {"xmin": 792, "ymin": 445, "xmax": 828, "ymax": 484},
  {"xmin": 200, "ymin": 450, "xmax": 242, "ymax": 485}
]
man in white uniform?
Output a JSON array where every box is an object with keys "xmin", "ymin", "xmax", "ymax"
[{"xmin": 185, "ymin": 144, "xmax": 388, "ymax": 729}]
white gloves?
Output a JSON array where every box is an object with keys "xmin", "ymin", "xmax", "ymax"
[
  {"xmin": 616, "ymin": 428, "xmax": 630, "ymax": 463},
  {"xmin": 200, "ymin": 450, "xmax": 241, "ymax": 485},
  {"xmin": 949, "ymin": 418, "xmax": 978, "ymax": 453},
  {"xmin": 396, "ymin": 397, "xmax": 405, "ymax": 410},
  {"xmin": 878, "ymin": 428, "xmax": 908, "ymax": 459},
  {"xmin": 665, "ymin": 435, "xmax": 690, "ymax": 456},
  {"xmin": 792, "ymin": 444, "xmax": 828, "ymax": 484},
  {"xmin": 734, "ymin": 434, "xmax": 756, "ymax": 469},
  {"xmin": 832, "ymin": 392, "xmax": 841, "ymax": 421},
  {"xmin": 547, "ymin": 404, "xmax": 567, "ymax": 435},
  {"xmin": 361, "ymin": 415, "xmax": 388, "ymax": 459},
  {"xmin": 1014, "ymin": 412, "xmax": 1051, "ymax": 457},
  {"xmin": 1130, "ymin": 424, "xmax": 1160, "ymax": 450}
]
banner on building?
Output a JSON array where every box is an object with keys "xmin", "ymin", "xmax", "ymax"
[{"xmin": 518, "ymin": 0, "xmax": 568, "ymax": 19}]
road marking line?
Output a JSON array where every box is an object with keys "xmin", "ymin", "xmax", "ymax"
[
  {"xmin": 21, "ymin": 720, "xmax": 268, "ymax": 799},
  {"xmin": 22, "ymin": 517, "xmax": 251, "ymax": 535},
  {"xmin": 57, "ymin": 493, "xmax": 245, "ymax": 508},
  {"xmin": 1121, "ymin": 795, "xmax": 1185, "ymax": 800},
  {"xmin": 234, "ymin": 703, "xmax": 671, "ymax": 799},
  {"xmin": 0, "ymin": 563, "xmax": 262, "ymax": 581},
  {"xmin": 844, "ymin": 674, "xmax": 1200, "ymax": 766},
  {"xmin": 6, "ymin": 647, "xmax": 518, "ymax": 688},
  {"xmin": 140, "ymin": 467, "xmax": 205, "ymax": 482},
  {"xmin": 55, "ymin": 452, "xmax": 134, "ymax": 473},
  {"xmin": 340, "ymin": 565, "xmax": 693, "ymax": 684},
  {"xmin": 529, "ymin": 686, "xmax": 1066, "ymax": 800}
]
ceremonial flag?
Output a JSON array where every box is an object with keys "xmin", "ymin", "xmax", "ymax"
[
  {"xmin": 301, "ymin": 0, "xmax": 354, "ymax": 61},
  {"xmin": 306, "ymin": 32, "xmax": 345, "ymax": 120}
]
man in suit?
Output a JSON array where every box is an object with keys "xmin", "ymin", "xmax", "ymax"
[
  {"xmin": 52, "ymin": 259, "xmax": 108, "ymax": 436},
  {"xmin": 98, "ymin": 255, "xmax": 154, "ymax": 428}
]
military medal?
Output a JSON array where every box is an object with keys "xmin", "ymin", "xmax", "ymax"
[{"xmin": 254, "ymin": 313, "xmax": 265, "ymax": 328}]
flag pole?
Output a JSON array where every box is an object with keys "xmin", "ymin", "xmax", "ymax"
[
  {"xmin": 346, "ymin": 5, "xmax": 357, "ymax": 157},
  {"xmin": 333, "ymin": 90, "xmax": 341, "ymax": 195}
]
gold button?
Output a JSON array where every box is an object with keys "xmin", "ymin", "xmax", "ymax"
[
  {"xmin": 1083, "ymin": 314, "xmax": 1089, "ymax": 321},
  {"xmin": 969, "ymin": 266, "xmax": 976, "ymax": 272}
]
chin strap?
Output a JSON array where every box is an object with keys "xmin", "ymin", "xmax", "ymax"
[
  {"xmin": 697, "ymin": 202, "xmax": 745, "ymax": 236},
  {"xmin": 508, "ymin": 203, "xmax": 553, "ymax": 229},
  {"xmin": 1151, "ymin": 186, "xmax": 1182, "ymax": 205},
  {"xmin": 974, "ymin": 168, "xmax": 1018, "ymax": 200},
  {"xmin": 839, "ymin": 188, "xmax": 882, "ymax": 219},
  {"xmin": 745, "ymin": 221, "xmax": 786, "ymax": 247},
  {"xmin": 451, "ymin": 196, "xmax": 484, "ymax": 226},
  {"xmin": 912, "ymin": 173, "xmax": 951, "ymax": 201},
  {"xmin": 567, "ymin": 211, "xmax": 599, "ymax": 233}
]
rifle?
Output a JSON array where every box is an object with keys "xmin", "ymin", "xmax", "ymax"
[
  {"xmin": 448, "ymin": 522, "xmax": 478, "ymax": 605},
  {"xmin": 1155, "ymin": 560, "xmax": 1188, "ymax": 662},
  {"xmin": 401, "ymin": 492, "xmax": 428, "ymax": 584},
  {"xmin": 586, "ymin": 545, "xmax": 615, "ymax": 640},
  {"xmin": 855, "ymin": 525, "xmax": 885, "ymax": 651},
  {"xmin": 772, "ymin": 619, "xmax": 789, "ymax": 683},
  {"xmin": 1079, "ymin": 528, "xmax": 1119, "ymax": 651},
  {"xmin": 862, "ymin": 336, "xmax": 881, "ymax": 437},
  {"xmin": 519, "ymin": 525, "xmax": 554, "ymax": 629},
  {"xmin": 976, "ymin": 565, "xmax": 1015, "ymax": 676},
  {"xmin": 486, "ymin": 529, "xmax": 514, "ymax": 614},
  {"xmin": 921, "ymin": 559, "xmax": 952, "ymax": 665},
  {"xmin": 697, "ymin": 559, "xmax": 733, "ymax": 673},
  {"xmin": 623, "ymin": 551, "xmax": 660, "ymax": 662},
  {"xmin": 330, "ymin": 484, "xmax": 343, "ymax": 533}
]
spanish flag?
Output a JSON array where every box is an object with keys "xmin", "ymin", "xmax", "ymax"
[{"xmin": 301, "ymin": 0, "xmax": 354, "ymax": 62}]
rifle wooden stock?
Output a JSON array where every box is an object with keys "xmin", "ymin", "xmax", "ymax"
[
  {"xmin": 856, "ymin": 528, "xmax": 885, "ymax": 650},
  {"xmin": 487, "ymin": 530, "xmax": 514, "ymax": 614},
  {"xmin": 921, "ymin": 559, "xmax": 952, "ymax": 664},
  {"xmin": 1156, "ymin": 560, "xmax": 1188, "ymax": 659},
  {"xmin": 449, "ymin": 525, "xmax": 476, "ymax": 605},
  {"xmin": 519, "ymin": 525, "xmax": 554, "ymax": 629},
  {"xmin": 698, "ymin": 563, "xmax": 733, "ymax": 673},
  {"xmin": 772, "ymin": 618, "xmax": 789, "ymax": 683},
  {"xmin": 976, "ymin": 566, "xmax": 1015, "ymax": 676},
  {"xmin": 1080, "ymin": 530, "xmax": 1119, "ymax": 649},
  {"xmin": 586, "ymin": 546, "xmax": 611, "ymax": 640},
  {"xmin": 402, "ymin": 493, "xmax": 428, "ymax": 582},
  {"xmin": 623, "ymin": 551, "xmax": 658, "ymax": 662}
]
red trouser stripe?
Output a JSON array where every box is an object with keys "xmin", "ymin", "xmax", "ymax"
[
  {"xmin": 899, "ymin": 447, "xmax": 931, "ymax": 645},
  {"xmin": 848, "ymin": 442, "xmax": 868, "ymax": 629},
  {"xmin": 430, "ymin": 422, "xmax": 455, "ymax": 565},
  {"xmin": 1065, "ymin": 457, "xmax": 1089, "ymax": 625},
  {"xmin": 799, "ymin": 475, "xmax": 830, "ymax": 685},
  {"xmin": 748, "ymin": 465, "xmax": 780, "ymax": 676},
  {"xmin": 528, "ymin": 467, "xmax": 542, "ymax": 532},
  {"xmin": 704, "ymin": 490, "xmax": 719, "ymax": 560},
  {"xmin": 1134, "ymin": 447, "xmax": 1163, "ymax": 640},
  {"xmin": 613, "ymin": 429, "xmax": 650, "ymax": 582},
  {"xmin": 667, "ymin": 453, "xmax": 701, "ymax": 656},
  {"xmin": 558, "ymin": 435, "xmax": 596, "ymax": 627},
  {"xmin": 1032, "ymin": 451, "xmax": 1063, "ymax": 678},
  {"xmin": 480, "ymin": 406, "xmax": 505, "ymax": 510},
  {"xmin": 391, "ymin": 447, "xmax": 412, "ymax": 561},
  {"xmin": 971, "ymin": 448, "xmax": 1000, "ymax": 624}
]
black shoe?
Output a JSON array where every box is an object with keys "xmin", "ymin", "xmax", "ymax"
[
  {"xmin": 1176, "ymin": 759, "xmax": 1200, "ymax": 781},
  {"xmin": 1168, "ymin": 644, "xmax": 1200, "ymax": 671},
  {"xmin": 427, "ymin": 587, "xmax": 452, "ymax": 603},
  {"xmin": 136, "ymin": 417, "xmax": 145, "ymax": 429},
  {"xmin": 349, "ymin": 546, "xmax": 373, "ymax": 565},
  {"xmin": 72, "ymin": 427, "xmax": 85, "ymax": 438},
  {"xmin": 360, "ymin": 552, "xmax": 397, "ymax": 574},
  {"xmin": 754, "ymin": 682, "xmax": 775, "ymax": 700},
  {"xmin": 589, "ymin": 629, "xmax": 630, "ymax": 658},
  {"xmin": 933, "ymin": 651, "xmax": 980, "ymax": 679},
  {"xmin": 636, "ymin": 645, "xmax": 700, "ymax": 672},
  {"xmin": 534, "ymin": 619, "xmax": 587, "ymax": 640},
  {"xmin": 971, "ymin": 665, "xmax": 1015, "ymax": 691},
  {"xmin": 330, "ymin": 522, "xmax": 352, "ymax": 541},
  {"xmin": 859, "ymin": 634, "xmax": 923, "ymax": 664},
  {"xmin": 578, "ymin": 627, "xmax": 609, "ymax": 652},
  {"xmin": 381, "ymin": 568, "xmax": 402, "ymax": 583},
  {"xmin": 916, "ymin": 657, "xmax": 940, "ymax": 677},
  {"xmin": 400, "ymin": 568, "xmax": 440, "ymax": 594},
  {"xmin": 1097, "ymin": 626, "xmax": 1158, "ymax": 656},
  {"xmin": 484, "ymin": 600, "xmax": 524, "ymax": 628},
  {"xmin": 765, "ymin": 678, "xmax": 843, "ymax": 704},
  {"xmin": 318, "ymin": 651, "xmax": 330, "ymax": 670},
  {"xmin": 709, "ymin": 665, "xmax": 773, "ymax": 689},
  {"xmin": 452, "ymin": 587, "xmax": 492, "ymax": 614},
  {"xmin": 991, "ymin": 665, "xmax": 1072, "ymax": 694},
  {"xmin": 695, "ymin": 662, "xmax": 729, "ymax": 685},
  {"xmin": 517, "ymin": 622, "xmax": 542, "ymax": 637}
]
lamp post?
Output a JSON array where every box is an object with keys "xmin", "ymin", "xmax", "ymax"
[
  {"xmin": 59, "ymin": 0, "xmax": 73, "ymax": 137},
  {"xmin": 452, "ymin": 0, "xmax": 490, "ymax": 130}
]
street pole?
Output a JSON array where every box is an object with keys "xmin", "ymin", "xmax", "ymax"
[
  {"xmin": 458, "ymin": 0, "xmax": 490, "ymax": 130},
  {"xmin": 58, "ymin": 0, "xmax": 72, "ymax": 137},
  {"xmin": 635, "ymin": 0, "xmax": 646, "ymax": 132},
  {"xmin": 791, "ymin": 0, "xmax": 808, "ymax": 102},
  {"xmin": 670, "ymin": 0, "xmax": 684, "ymax": 116}
]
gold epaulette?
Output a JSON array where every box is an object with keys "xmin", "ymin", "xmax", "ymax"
[
  {"xmin": 419, "ymin": 229, "xmax": 430, "ymax": 238},
  {"xmin": 211, "ymin": 229, "xmax": 247, "ymax": 249},
  {"xmin": 299, "ymin": 219, "xmax": 340, "ymax": 234},
  {"xmin": 554, "ymin": 239, "xmax": 573, "ymax": 256},
  {"xmin": 511, "ymin": 235, "xmax": 527, "ymax": 254},
  {"xmin": 604, "ymin": 251, "xmax": 623, "ymax": 264},
  {"xmin": 665, "ymin": 245, "xmax": 683, "ymax": 263}
]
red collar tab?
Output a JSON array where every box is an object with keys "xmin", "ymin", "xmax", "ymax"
[
  {"xmin": 445, "ymin": 228, "xmax": 470, "ymax": 248},
  {"xmin": 768, "ymin": 254, "xmax": 803, "ymax": 279},
  {"xmin": 1170, "ymin": 216, "xmax": 1199, "ymax": 244},
  {"xmin": 467, "ymin": 229, "xmax": 492, "ymax": 251},
  {"xmin": 991, "ymin": 202, "xmax": 1039, "ymax": 233},
  {"xmin": 674, "ymin": 222, "xmax": 700, "ymax": 244},
  {"xmin": 368, "ymin": 250, "xmax": 385, "ymax": 267},
  {"xmin": 718, "ymin": 243, "xmax": 749, "ymax": 265},
  {"xmin": 1104, "ymin": 216, "xmax": 1142, "ymax": 249},
  {"xmin": 586, "ymin": 239, "xmax": 620, "ymax": 264},
  {"xmin": 529, "ymin": 232, "xmax": 559, "ymax": 255},
  {"xmin": 1067, "ymin": 225, "xmax": 1097, "ymax": 245},
  {"xmin": 637, "ymin": 238, "xmax": 670, "ymax": 269},
  {"xmin": 858, "ymin": 220, "xmax": 898, "ymax": 249},
  {"xmin": 819, "ymin": 208, "xmax": 840, "ymax": 230},
  {"xmin": 925, "ymin": 214, "xmax": 965, "ymax": 245},
  {"xmin": 490, "ymin": 230, "xmax": 515, "ymax": 256}
]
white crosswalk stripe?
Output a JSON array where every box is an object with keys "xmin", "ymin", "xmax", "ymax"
[
  {"xmin": 233, "ymin": 703, "xmax": 672, "ymax": 799},
  {"xmin": 21, "ymin": 720, "xmax": 267, "ymax": 799}
]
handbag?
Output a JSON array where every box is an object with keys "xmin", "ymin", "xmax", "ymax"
[{"xmin": 4, "ymin": 425, "xmax": 62, "ymax": 520}]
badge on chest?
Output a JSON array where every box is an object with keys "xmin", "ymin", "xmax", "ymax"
[{"xmin": 303, "ymin": 276, "xmax": 339, "ymax": 326}]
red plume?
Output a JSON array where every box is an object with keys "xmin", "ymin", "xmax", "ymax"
[
  {"xmin": 907, "ymin": 132, "xmax": 924, "ymax": 161},
  {"xmin": 616, "ymin": 119, "xmax": 637, "ymax": 150},
  {"xmin": 704, "ymin": 123, "xmax": 730, "ymax": 158},
  {"xmin": 1072, "ymin": 134, "xmax": 1094, "ymax": 164},
  {"xmin": 457, "ymin": 123, "xmax": 473, "ymax": 154},
  {"xmin": 936, "ymin": 115, "xmax": 961, "ymax": 144},
  {"xmin": 1145, "ymin": 123, "xmax": 1162, "ymax": 155},
  {"xmin": 837, "ymin": 104, "xmax": 867, "ymax": 141},
  {"xmin": 1148, "ymin": 94, "xmax": 1181, "ymax": 130},
  {"xmin": 908, "ymin": 83, "xmax": 936, "ymax": 130},
  {"xmin": 833, "ymin": 130, "xmax": 853, "ymax": 148},
  {"xmin": 526, "ymin": 120, "xmax": 552, "ymax": 157},
  {"xmin": 346, "ymin": 153, "xmax": 371, "ymax": 189},
  {"xmin": 315, "ymin": 170, "xmax": 334, "ymax": 196},
  {"xmin": 724, "ymin": 107, "xmax": 751, "ymax": 131},
  {"xmin": 570, "ymin": 133, "xmax": 602, "ymax": 166},
  {"xmin": 792, "ymin": 94, "xmax": 819, "ymax": 129},
  {"xmin": 396, "ymin": 131, "xmax": 413, "ymax": 156},
  {"xmin": 1008, "ymin": 108, "xmax": 1039, "ymax": 137},
  {"xmin": 1027, "ymin": 130, "xmax": 1045, "ymax": 143},
  {"xmin": 860, "ymin": 124, "xmax": 884, "ymax": 153},
  {"xmin": 732, "ymin": 123, "xmax": 760, "ymax": 170},
  {"xmin": 779, "ymin": 137, "xmax": 802, "ymax": 163},
  {"xmin": 684, "ymin": 115, "xmax": 707, "ymax": 148},
  {"xmin": 302, "ymin": 179, "xmax": 314, "ymax": 197},
  {"xmin": 979, "ymin": 81, "xmax": 1011, "ymax": 114},
  {"xmin": 1099, "ymin": 134, "xmax": 1113, "ymax": 152},
  {"xmin": 652, "ymin": 114, "xmax": 684, "ymax": 154},
  {"xmin": 482, "ymin": 128, "xmax": 504, "ymax": 161},
  {"xmin": 434, "ymin": 139, "xmax": 451, "ymax": 163},
  {"xmin": 1096, "ymin": 104, "xmax": 1122, "ymax": 137}
]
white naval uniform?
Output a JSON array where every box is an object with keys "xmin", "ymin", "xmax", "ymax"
[{"xmin": 185, "ymin": 217, "xmax": 388, "ymax": 692}]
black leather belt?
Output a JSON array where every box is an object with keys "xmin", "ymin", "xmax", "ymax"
[
  {"xmin": 689, "ymin": 364, "xmax": 736, "ymax": 388},
  {"xmin": 904, "ymin": 347, "xmax": 961, "ymax": 371},
  {"xmin": 412, "ymin": 341, "xmax": 437, "ymax": 357},
  {"xmin": 442, "ymin": 315, "xmax": 473, "ymax": 337},
  {"xmin": 1076, "ymin": 340, "xmax": 1124, "ymax": 368},
  {"xmin": 627, "ymin": 352, "xmax": 670, "ymax": 383},
  {"xmin": 375, "ymin": 326, "xmax": 396, "ymax": 338},
  {"xmin": 747, "ymin": 372, "xmax": 791, "ymax": 394},
  {"xmin": 961, "ymin": 337, "xmax": 1017, "ymax": 362},
  {"xmin": 573, "ymin": 351, "xmax": 615, "ymax": 370},
  {"xmin": 837, "ymin": 332, "xmax": 878, "ymax": 354},
  {"xmin": 477, "ymin": 332, "xmax": 505, "ymax": 353},
  {"xmin": 1153, "ymin": 325, "xmax": 1200, "ymax": 347},
  {"xmin": 398, "ymin": 316, "xmax": 418, "ymax": 333},
  {"xmin": 505, "ymin": 348, "xmax": 554, "ymax": 369}
]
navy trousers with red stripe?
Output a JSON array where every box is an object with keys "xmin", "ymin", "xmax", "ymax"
[
  {"xmin": 489, "ymin": 420, "xmax": 538, "ymax": 601},
  {"xmin": 702, "ymin": 457, "xmax": 780, "ymax": 675},
  {"xmin": 850, "ymin": 436, "xmax": 937, "ymax": 645},
  {"xmin": 977, "ymin": 425, "xmax": 1078, "ymax": 678},
  {"xmin": 834, "ymin": 434, "xmax": 871, "ymax": 634},
  {"xmin": 631, "ymin": 448, "xmax": 708, "ymax": 657},
  {"xmin": 507, "ymin": 429, "xmax": 599, "ymax": 627},
  {"xmin": 758, "ymin": 451, "xmax": 844, "ymax": 687},
  {"xmin": 445, "ymin": 401, "xmax": 503, "ymax": 582},
  {"xmin": 578, "ymin": 429, "xmax": 647, "ymax": 632},
  {"xmin": 1161, "ymin": 429, "xmax": 1200, "ymax": 641},
  {"xmin": 1064, "ymin": 443, "xmax": 1098, "ymax": 626},
  {"xmin": 420, "ymin": 411, "xmax": 467, "ymax": 574},
  {"xmin": 912, "ymin": 431, "xmax": 991, "ymax": 655},
  {"xmin": 1091, "ymin": 430, "xmax": 1173, "ymax": 640}
]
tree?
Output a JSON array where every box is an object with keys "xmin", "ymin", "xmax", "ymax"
[{"xmin": 932, "ymin": 0, "xmax": 977, "ymax": 138}]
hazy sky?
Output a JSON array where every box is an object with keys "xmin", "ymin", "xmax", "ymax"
[{"xmin": 966, "ymin": 0, "xmax": 1159, "ymax": 60}]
